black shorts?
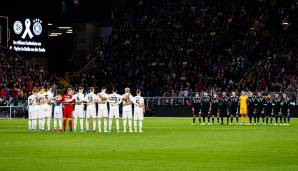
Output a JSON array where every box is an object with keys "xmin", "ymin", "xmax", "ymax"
[{"xmin": 193, "ymin": 110, "xmax": 201, "ymax": 116}]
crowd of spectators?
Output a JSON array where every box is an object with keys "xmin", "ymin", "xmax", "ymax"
[
  {"xmin": 0, "ymin": 46, "xmax": 52, "ymax": 106},
  {"xmin": 70, "ymin": 0, "xmax": 297, "ymax": 96}
]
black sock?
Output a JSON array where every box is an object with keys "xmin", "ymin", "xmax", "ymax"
[
  {"xmin": 284, "ymin": 117, "xmax": 286, "ymax": 123},
  {"xmin": 227, "ymin": 117, "xmax": 229, "ymax": 124},
  {"xmin": 221, "ymin": 117, "xmax": 224, "ymax": 124},
  {"xmin": 203, "ymin": 117, "xmax": 205, "ymax": 123},
  {"xmin": 199, "ymin": 118, "xmax": 201, "ymax": 123},
  {"xmin": 236, "ymin": 117, "xmax": 239, "ymax": 123},
  {"xmin": 249, "ymin": 116, "xmax": 252, "ymax": 124},
  {"xmin": 208, "ymin": 117, "xmax": 210, "ymax": 123},
  {"xmin": 287, "ymin": 117, "xmax": 290, "ymax": 124},
  {"xmin": 217, "ymin": 117, "xmax": 220, "ymax": 124},
  {"xmin": 212, "ymin": 118, "xmax": 214, "ymax": 123},
  {"xmin": 254, "ymin": 117, "xmax": 257, "ymax": 123},
  {"xmin": 231, "ymin": 117, "xmax": 233, "ymax": 123},
  {"xmin": 193, "ymin": 118, "xmax": 195, "ymax": 123},
  {"xmin": 280, "ymin": 117, "xmax": 283, "ymax": 124},
  {"xmin": 266, "ymin": 118, "xmax": 268, "ymax": 124},
  {"xmin": 275, "ymin": 116, "xmax": 278, "ymax": 124}
]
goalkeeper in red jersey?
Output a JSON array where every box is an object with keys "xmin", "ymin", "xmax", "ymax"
[{"xmin": 60, "ymin": 88, "xmax": 75, "ymax": 132}]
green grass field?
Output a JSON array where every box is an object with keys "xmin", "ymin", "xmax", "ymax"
[{"xmin": 0, "ymin": 118, "xmax": 297, "ymax": 171}]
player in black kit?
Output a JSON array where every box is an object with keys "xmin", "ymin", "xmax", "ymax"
[
  {"xmin": 228, "ymin": 91, "xmax": 239, "ymax": 125},
  {"xmin": 201, "ymin": 92, "xmax": 211, "ymax": 125},
  {"xmin": 272, "ymin": 94, "xmax": 281, "ymax": 125},
  {"xmin": 192, "ymin": 92, "xmax": 202, "ymax": 125},
  {"xmin": 280, "ymin": 94, "xmax": 290, "ymax": 126},
  {"xmin": 263, "ymin": 94, "xmax": 273, "ymax": 125},
  {"xmin": 210, "ymin": 93, "xmax": 220, "ymax": 125},
  {"xmin": 219, "ymin": 92, "xmax": 229, "ymax": 125},
  {"xmin": 255, "ymin": 92, "xmax": 264, "ymax": 125},
  {"xmin": 248, "ymin": 92, "xmax": 256, "ymax": 125}
]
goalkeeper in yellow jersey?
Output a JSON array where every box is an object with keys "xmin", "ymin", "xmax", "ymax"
[{"xmin": 239, "ymin": 91, "xmax": 248, "ymax": 125}]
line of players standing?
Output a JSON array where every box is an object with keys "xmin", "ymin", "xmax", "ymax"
[
  {"xmin": 27, "ymin": 86, "xmax": 145, "ymax": 133},
  {"xmin": 192, "ymin": 91, "xmax": 291, "ymax": 125}
]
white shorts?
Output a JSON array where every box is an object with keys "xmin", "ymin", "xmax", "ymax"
[
  {"xmin": 43, "ymin": 104, "xmax": 52, "ymax": 118},
  {"xmin": 54, "ymin": 106, "xmax": 63, "ymax": 119},
  {"xmin": 36, "ymin": 105, "xmax": 44, "ymax": 119},
  {"xmin": 86, "ymin": 105, "xmax": 96, "ymax": 119},
  {"xmin": 28, "ymin": 105, "xmax": 37, "ymax": 119},
  {"xmin": 109, "ymin": 107, "xmax": 119, "ymax": 119},
  {"xmin": 73, "ymin": 105, "xmax": 84, "ymax": 118},
  {"xmin": 134, "ymin": 109, "xmax": 144, "ymax": 120},
  {"xmin": 98, "ymin": 105, "xmax": 108, "ymax": 118},
  {"xmin": 122, "ymin": 109, "xmax": 132, "ymax": 119}
]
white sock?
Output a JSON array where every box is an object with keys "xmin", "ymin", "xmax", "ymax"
[
  {"xmin": 104, "ymin": 118, "xmax": 108, "ymax": 131},
  {"xmin": 116, "ymin": 119, "xmax": 119, "ymax": 131},
  {"xmin": 59, "ymin": 119, "xmax": 62, "ymax": 129},
  {"xmin": 80, "ymin": 119, "xmax": 84, "ymax": 130},
  {"xmin": 86, "ymin": 119, "xmax": 89, "ymax": 131},
  {"xmin": 33, "ymin": 119, "xmax": 37, "ymax": 130},
  {"xmin": 98, "ymin": 118, "xmax": 102, "ymax": 132},
  {"xmin": 123, "ymin": 119, "xmax": 127, "ymax": 132},
  {"xmin": 134, "ymin": 120, "xmax": 138, "ymax": 132},
  {"xmin": 54, "ymin": 119, "xmax": 57, "ymax": 129},
  {"xmin": 74, "ymin": 118, "xmax": 78, "ymax": 130},
  {"xmin": 47, "ymin": 118, "xmax": 51, "ymax": 131},
  {"xmin": 39, "ymin": 119, "xmax": 42, "ymax": 130},
  {"xmin": 40, "ymin": 118, "xmax": 45, "ymax": 130},
  {"xmin": 42, "ymin": 118, "xmax": 46, "ymax": 130},
  {"xmin": 93, "ymin": 119, "xmax": 96, "ymax": 131},
  {"xmin": 128, "ymin": 119, "xmax": 132, "ymax": 131},
  {"xmin": 109, "ymin": 119, "xmax": 113, "ymax": 131},
  {"xmin": 139, "ymin": 120, "xmax": 143, "ymax": 132},
  {"xmin": 28, "ymin": 119, "xmax": 31, "ymax": 130}
]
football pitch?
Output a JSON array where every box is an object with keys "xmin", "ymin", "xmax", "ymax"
[{"xmin": 0, "ymin": 118, "xmax": 297, "ymax": 171}]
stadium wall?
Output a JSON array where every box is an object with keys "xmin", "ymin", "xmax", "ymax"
[{"xmin": 150, "ymin": 106, "xmax": 298, "ymax": 117}]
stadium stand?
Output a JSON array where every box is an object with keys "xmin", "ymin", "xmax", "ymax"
[{"xmin": 67, "ymin": 0, "xmax": 297, "ymax": 96}]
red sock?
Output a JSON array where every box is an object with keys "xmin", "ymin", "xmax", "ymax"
[
  {"xmin": 63, "ymin": 119, "xmax": 66, "ymax": 130},
  {"xmin": 69, "ymin": 119, "xmax": 73, "ymax": 129}
]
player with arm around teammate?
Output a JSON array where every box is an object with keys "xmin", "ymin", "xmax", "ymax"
[
  {"xmin": 201, "ymin": 92, "xmax": 211, "ymax": 125},
  {"xmin": 41, "ymin": 86, "xmax": 54, "ymax": 131},
  {"xmin": 72, "ymin": 87, "xmax": 85, "ymax": 132},
  {"xmin": 122, "ymin": 87, "xmax": 134, "ymax": 132},
  {"xmin": 131, "ymin": 89, "xmax": 145, "ymax": 132},
  {"xmin": 52, "ymin": 92, "xmax": 63, "ymax": 131},
  {"xmin": 107, "ymin": 88, "xmax": 122, "ymax": 132},
  {"xmin": 28, "ymin": 90, "xmax": 39, "ymax": 131},
  {"xmin": 97, "ymin": 87, "xmax": 109, "ymax": 132},
  {"xmin": 85, "ymin": 87, "xmax": 98, "ymax": 132}
]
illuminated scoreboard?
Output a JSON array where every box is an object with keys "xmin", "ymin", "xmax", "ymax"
[{"xmin": 8, "ymin": 17, "xmax": 47, "ymax": 54}]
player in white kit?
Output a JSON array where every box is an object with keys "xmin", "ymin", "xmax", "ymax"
[
  {"xmin": 131, "ymin": 89, "xmax": 145, "ymax": 133},
  {"xmin": 28, "ymin": 90, "xmax": 39, "ymax": 131},
  {"xmin": 53, "ymin": 93, "xmax": 63, "ymax": 131},
  {"xmin": 122, "ymin": 87, "xmax": 134, "ymax": 133},
  {"xmin": 41, "ymin": 86, "xmax": 54, "ymax": 131},
  {"xmin": 36, "ymin": 88, "xmax": 44, "ymax": 131},
  {"xmin": 85, "ymin": 87, "xmax": 98, "ymax": 132},
  {"xmin": 107, "ymin": 88, "xmax": 122, "ymax": 132},
  {"xmin": 97, "ymin": 87, "xmax": 109, "ymax": 132},
  {"xmin": 72, "ymin": 87, "xmax": 85, "ymax": 132}
]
